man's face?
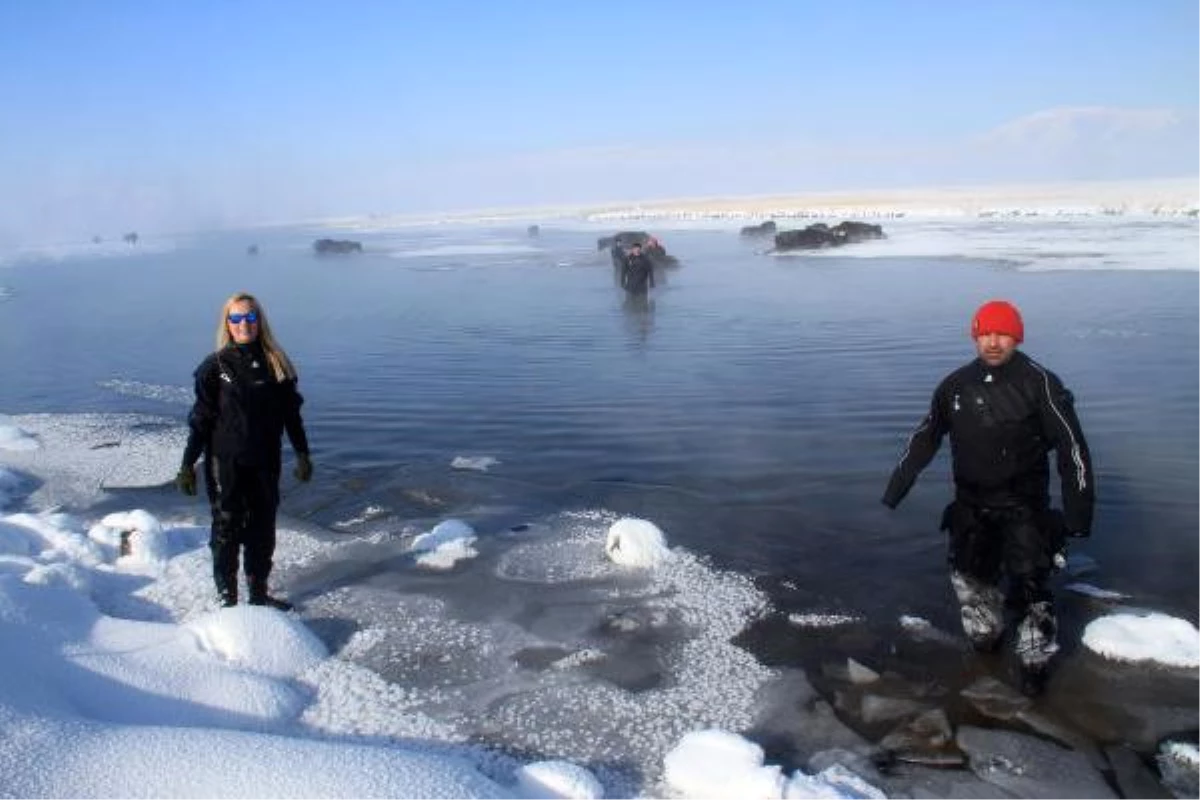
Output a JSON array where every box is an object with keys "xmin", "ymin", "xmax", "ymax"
[{"xmin": 975, "ymin": 332, "xmax": 1018, "ymax": 367}]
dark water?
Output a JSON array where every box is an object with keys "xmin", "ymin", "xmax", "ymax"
[{"xmin": 1, "ymin": 221, "xmax": 1195, "ymax": 630}]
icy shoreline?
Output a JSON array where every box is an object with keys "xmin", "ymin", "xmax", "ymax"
[{"xmin": 2, "ymin": 411, "xmax": 1198, "ymax": 798}]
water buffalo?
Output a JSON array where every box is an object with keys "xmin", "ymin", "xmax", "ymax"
[
  {"xmin": 597, "ymin": 231, "xmax": 678, "ymax": 267},
  {"xmin": 739, "ymin": 220, "xmax": 777, "ymax": 237},
  {"xmin": 773, "ymin": 221, "xmax": 885, "ymax": 251},
  {"xmin": 313, "ymin": 238, "xmax": 363, "ymax": 254}
]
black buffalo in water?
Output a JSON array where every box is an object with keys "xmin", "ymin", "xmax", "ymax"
[
  {"xmin": 597, "ymin": 231, "xmax": 678, "ymax": 267},
  {"xmin": 739, "ymin": 220, "xmax": 777, "ymax": 237},
  {"xmin": 313, "ymin": 238, "xmax": 363, "ymax": 255},
  {"xmin": 829, "ymin": 220, "xmax": 886, "ymax": 243},
  {"xmin": 773, "ymin": 221, "xmax": 885, "ymax": 251}
]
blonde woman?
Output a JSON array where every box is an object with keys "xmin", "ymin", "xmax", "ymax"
[{"xmin": 176, "ymin": 292, "xmax": 313, "ymax": 609}]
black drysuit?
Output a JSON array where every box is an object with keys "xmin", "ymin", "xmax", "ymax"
[
  {"xmin": 882, "ymin": 350, "xmax": 1094, "ymax": 661},
  {"xmin": 182, "ymin": 342, "xmax": 309, "ymax": 603},
  {"xmin": 621, "ymin": 252, "xmax": 655, "ymax": 294}
]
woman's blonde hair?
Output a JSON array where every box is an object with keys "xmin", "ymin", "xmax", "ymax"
[{"xmin": 215, "ymin": 292, "xmax": 298, "ymax": 382}]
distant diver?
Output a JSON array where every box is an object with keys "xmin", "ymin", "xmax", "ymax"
[{"xmin": 620, "ymin": 242, "xmax": 656, "ymax": 295}]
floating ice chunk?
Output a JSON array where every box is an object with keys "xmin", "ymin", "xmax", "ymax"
[
  {"xmin": 0, "ymin": 417, "xmax": 39, "ymax": 451},
  {"xmin": 410, "ymin": 519, "xmax": 476, "ymax": 552},
  {"xmin": 1082, "ymin": 611, "xmax": 1200, "ymax": 668},
  {"xmin": 785, "ymin": 763, "xmax": 887, "ymax": 799},
  {"xmin": 961, "ymin": 675, "xmax": 1030, "ymax": 720},
  {"xmin": 664, "ymin": 729, "xmax": 785, "ymax": 799},
  {"xmin": 186, "ymin": 605, "xmax": 328, "ymax": 680},
  {"xmin": 788, "ymin": 612, "xmax": 863, "ymax": 628},
  {"xmin": 821, "ymin": 658, "xmax": 880, "ymax": 686},
  {"xmin": 1157, "ymin": 740, "xmax": 1199, "ymax": 799},
  {"xmin": 1064, "ymin": 582, "xmax": 1130, "ymax": 601},
  {"xmin": 1161, "ymin": 740, "xmax": 1200, "ymax": 768},
  {"xmin": 415, "ymin": 538, "xmax": 478, "ymax": 570},
  {"xmin": 410, "ymin": 518, "xmax": 478, "ymax": 570},
  {"xmin": 605, "ymin": 517, "xmax": 670, "ymax": 568},
  {"xmin": 859, "ymin": 694, "xmax": 927, "ymax": 725},
  {"xmin": 514, "ymin": 760, "xmax": 605, "ymax": 799},
  {"xmin": 845, "ymin": 659, "xmax": 879, "ymax": 685},
  {"xmin": 899, "ymin": 614, "xmax": 959, "ymax": 645},
  {"xmin": 450, "ymin": 455, "xmax": 500, "ymax": 472},
  {"xmin": 332, "ymin": 504, "xmax": 390, "ymax": 528},
  {"xmin": 878, "ymin": 709, "xmax": 957, "ymax": 765}
]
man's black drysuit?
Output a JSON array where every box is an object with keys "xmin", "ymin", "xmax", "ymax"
[
  {"xmin": 882, "ymin": 349, "xmax": 1093, "ymax": 674},
  {"xmin": 621, "ymin": 251, "xmax": 655, "ymax": 295}
]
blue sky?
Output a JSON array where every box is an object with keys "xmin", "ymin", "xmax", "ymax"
[{"xmin": 1, "ymin": 0, "xmax": 1196, "ymax": 241}]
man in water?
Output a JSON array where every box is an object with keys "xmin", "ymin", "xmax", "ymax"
[
  {"xmin": 881, "ymin": 299, "xmax": 1094, "ymax": 696},
  {"xmin": 620, "ymin": 242, "xmax": 655, "ymax": 295}
]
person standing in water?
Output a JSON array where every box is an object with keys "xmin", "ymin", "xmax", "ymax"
[
  {"xmin": 620, "ymin": 241, "xmax": 656, "ymax": 295},
  {"xmin": 176, "ymin": 292, "xmax": 313, "ymax": 609},
  {"xmin": 882, "ymin": 299, "xmax": 1094, "ymax": 696}
]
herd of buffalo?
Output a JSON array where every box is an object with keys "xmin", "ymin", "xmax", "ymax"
[{"xmin": 304, "ymin": 220, "xmax": 884, "ymax": 263}]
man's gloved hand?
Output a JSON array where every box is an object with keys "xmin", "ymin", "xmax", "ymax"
[
  {"xmin": 294, "ymin": 452, "xmax": 313, "ymax": 482},
  {"xmin": 175, "ymin": 465, "xmax": 197, "ymax": 496}
]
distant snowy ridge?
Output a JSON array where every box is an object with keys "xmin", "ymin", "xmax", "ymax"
[
  {"xmin": 585, "ymin": 204, "xmax": 1198, "ymax": 222},
  {"xmin": 312, "ymin": 178, "xmax": 1198, "ymax": 231},
  {"xmin": 589, "ymin": 207, "xmax": 909, "ymax": 222},
  {"xmin": 584, "ymin": 195, "xmax": 1199, "ymax": 223},
  {"xmin": 578, "ymin": 178, "xmax": 1199, "ymax": 223}
]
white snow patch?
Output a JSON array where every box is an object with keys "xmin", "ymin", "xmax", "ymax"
[
  {"xmin": 1082, "ymin": 611, "xmax": 1200, "ymax": 668},
  {"xmin": 605, "ymin": 517, "xmax": 671, "ymax": 568},
  {"xmin": 410, "ymin": 519, "xmax": 479, "ymax": 570},
  {"xmin": 514, "ymin": 760, "xmax": 605, "ymax": 799},
  {"xmin": 185, "ymin": 606, "xmax": 329, "ymax": 679}
]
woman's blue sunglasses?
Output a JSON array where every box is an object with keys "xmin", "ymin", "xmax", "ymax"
[{"xmin": 228, "ymin": 311, "xmax": 259, "ymax": 324}]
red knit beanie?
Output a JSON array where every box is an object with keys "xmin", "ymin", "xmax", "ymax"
[{"xmin": 971, "ymin": 300, "xmax": 1024, "ymax": 343}]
